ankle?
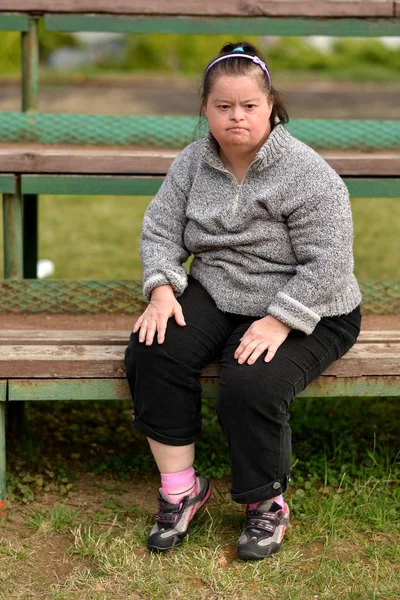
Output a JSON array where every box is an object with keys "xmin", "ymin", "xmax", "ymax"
[{"xmin": 161, "ymin": 466, "xmax": 196, "ymax": 504}]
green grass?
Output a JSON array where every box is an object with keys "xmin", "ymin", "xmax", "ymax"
[
  {"xmin": 1, "ymin": 193, "xmax": 399, "ymax": 598},
  {"xmin": 1, "ymin": 194, "xmax": 399, "ymax": 280}
]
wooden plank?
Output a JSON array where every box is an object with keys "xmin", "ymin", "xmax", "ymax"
[
  {"xmin": 0, "ymin": 145, "xmax": 177, "ymax": 175},
  {"xmin": 0, "ymin": 330, "xmax": 131, "ymax": 344},
  {"xmin": 0, "ymin": 1, "xmax": 394, "ymax": 18},
  {"xmin": 44, "ymin": 14, "xmax": 400, "ymax": 36},
  {"xmin": 0, "ymin": 381, "xmax": 6, "ymax": 402},
  {"xmin": 1, "ymin": 329, "xmax": 400, "ymax": 344},
  {"xmin": 1, "ymin": 146, "xmax": 400, "ymax": 177},
  {"xmin": 1, "ymin": 342, "xmax": 399, "ymax": 377},
  {"xmin": 7, "ymin": 375, "xmax": 400, "ymax": 401}
]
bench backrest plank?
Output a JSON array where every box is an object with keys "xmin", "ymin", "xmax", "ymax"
[
  {"xmin": 0, "ymin": 2, "xmax": 396, "ymax": 18},
  {"xmin": 1, "ymin": 146, "xmax": 399, "ymax": 177}
]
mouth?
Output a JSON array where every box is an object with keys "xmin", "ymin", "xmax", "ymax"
[{"xmin": 228, "ymin": 127, "xmax": 247, "ymax": 132}]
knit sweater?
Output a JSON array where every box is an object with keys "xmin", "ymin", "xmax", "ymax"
[{"xmin": 140, "ymin": 124, "xmax": 362, "ymax": 334}]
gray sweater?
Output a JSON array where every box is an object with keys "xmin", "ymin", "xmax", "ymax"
[{"xmin": 140, "ymin": 124, "xmax": 362, "ymax": 334}]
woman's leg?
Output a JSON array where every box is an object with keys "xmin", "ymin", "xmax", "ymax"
[
  {"xmin": 124, "ymin": 277, "xmax": 237, "ymax": 551},
  {"xmin": 217, "ymin": 305, "xmax": 361, "ymax": 559},
  {"xmin": 218, "ymin": 305, "xmax": 361, "ymax": 504}
]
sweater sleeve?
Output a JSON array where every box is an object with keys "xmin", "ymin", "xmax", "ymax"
[
  {"xmin": 140, "ymin": 149, "xmax": 193, "ymax": 301},
  {"xmin": 267, "ymin": 183, "xmax": 357, "ymax": 334}
]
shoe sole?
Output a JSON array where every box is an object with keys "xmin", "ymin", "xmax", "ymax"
[{"xmin": 147, "ymin": 483, "xmax": 212, "ymax": 552}]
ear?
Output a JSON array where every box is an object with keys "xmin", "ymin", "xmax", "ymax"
[{"xmin": 202, "ymin": 102, "xmax": 208, "ymax": 118}]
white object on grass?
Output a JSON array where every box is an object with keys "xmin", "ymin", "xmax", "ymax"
[{"xmin": 37, "ymin": 259, "xmax": 55, "ymax": 279}]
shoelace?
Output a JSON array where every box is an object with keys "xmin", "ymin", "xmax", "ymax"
[
  {"xmin": 155, "ymin": 499, "xmax": 182, "ymax": 526},
  {"xmin": 245, "ymin": 509, "xmax": 283, "ymax": 534}
]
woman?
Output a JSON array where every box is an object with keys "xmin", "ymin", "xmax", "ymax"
[{"xmin": 125, "ymin": 41, "xmax": 362, "ymax": 561}]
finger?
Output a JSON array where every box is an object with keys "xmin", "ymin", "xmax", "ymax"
[
  {"xmin": 174, "ymin": 305, "xmax": 186, "ymax": 327},
  {"xmin": 236, "ymin": 339, "xmax": 262, "ymax": 364},
  {"xmin": 132, "ymin": 315, "xmax": 144, "ymax": 333},
  {"xmin": 156, "ymin": 317, "xmax": 169, "ymax": 344},
  {"xmin": 234, "ymin": 334, "xmax": 253, "ymax": 359},
  {"xmin": 145, "ymin": 320, "xmax": 157, "ymax": 346},
  {"xmin": 246, "ymin": 344, "xmax": 269, "ymax": 365},
  {"xmin": 264, "ymin": 345, "xmax": 278, "ymax": 363},
  {"xmin": 138, "ymin": 319, "xmax": 148, "ymax": 343}
]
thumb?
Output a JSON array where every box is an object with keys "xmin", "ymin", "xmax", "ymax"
[{"xmin": 173, "ymin": 304, "xmax": 186, "ymax": 327}]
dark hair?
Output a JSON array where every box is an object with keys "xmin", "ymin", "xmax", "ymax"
[{"xmin": 200, "ymin": 41, "xmax": 289, "ymax": 129}]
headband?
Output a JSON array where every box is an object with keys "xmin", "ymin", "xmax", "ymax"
[{"xmin": 203, "ymin": 48, "xmax": 271, "ymax": 88}]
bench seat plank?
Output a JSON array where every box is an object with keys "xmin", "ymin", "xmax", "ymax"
[
  {"xmin": 0, "ymin": 145, "xmax": 399, "ymax": 177},
  {"xmin": 1, "ymin": 340, "xmax": 399, "ymax": 378},
  {"xmin": 0, "ymin": 329, "xmax": 400, "ymax": 344},
  {"xmin": 0, "ymin": 1, "xmax": 395, "ymax": 18}
]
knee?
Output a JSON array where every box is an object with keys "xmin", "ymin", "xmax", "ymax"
[{"xmin": 218, "ymin": 364, "xmax": 293, "ymax": 422}]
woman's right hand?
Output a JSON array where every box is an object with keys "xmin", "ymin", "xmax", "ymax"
[{"xmin": 132, "ymin": 284, "xmax": 186, "ymax": 345}]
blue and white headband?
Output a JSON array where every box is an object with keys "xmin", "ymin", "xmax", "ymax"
[{"xmin": 203, "ymin": 47, "xmax": 271, "ymax": 88}]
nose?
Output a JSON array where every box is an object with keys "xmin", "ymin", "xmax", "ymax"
[{"xmin": 230, "ymin": 106, "xmax": 244, "ymax": 122}]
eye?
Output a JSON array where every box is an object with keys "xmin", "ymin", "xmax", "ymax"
[
  {"xmin": 246, "ymin": 104, "xmax": 256, "ymax": 109},
  {"xmin": 218, "ymin": 105, "xmax": 230, "ymax": 110}
]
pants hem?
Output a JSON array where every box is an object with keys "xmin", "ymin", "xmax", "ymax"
[
  {"xmin": 231, "ymin": 478, "xmax": 289, "ymax": 505},
  {"xmin": 133, "ymin": 418, "xmax": 201, "ymax": 447}
]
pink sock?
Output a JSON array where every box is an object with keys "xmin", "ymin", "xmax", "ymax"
[
  {"xmin": 161, "ymin": 466, "xmax": 196, "ymax": 504},
  {"xmin": 248, "ymin": 495, "xmax": 284, "ymax": 511}
]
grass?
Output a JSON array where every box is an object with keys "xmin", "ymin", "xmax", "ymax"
[
  {"xmin": 0, "ymin": 193, "xmax": 399, "ymax": 597},
  {"xmin": 1, "ymin": 194, "xmax": 399, "ymax": 280}
]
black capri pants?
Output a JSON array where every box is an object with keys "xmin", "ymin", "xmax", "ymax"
[{"xmin": 125, "ymin": 277, "xmax": 361, "ymax": 505}]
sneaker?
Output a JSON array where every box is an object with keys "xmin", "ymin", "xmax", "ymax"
[
  {"xmin": 147, "ymin": 472, "xmax": 211, "ymax": 552},
  {"xmin": 236, "ymin": 499, "xmax": 289, "ymax": 560}
]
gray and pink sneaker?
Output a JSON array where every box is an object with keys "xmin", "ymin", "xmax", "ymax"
[
  {"xmin": 236, "ymin": 499, "xmax": 290, "ymax": 560},
  {"xmin": 147, "ymin": 472, "xmax": 211, "ymax": 552}
]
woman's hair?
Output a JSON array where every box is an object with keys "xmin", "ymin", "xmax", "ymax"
[{"xmin": 200, "ymin": 41, "xmax": 289, "ymax": 128}]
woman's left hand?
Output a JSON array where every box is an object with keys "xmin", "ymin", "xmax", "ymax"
[{"xmin": 234, "ymin": 315, "xmax": 292, "ymax": 365}]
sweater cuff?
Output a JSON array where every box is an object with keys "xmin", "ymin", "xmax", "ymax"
[
  {"xmin": 267, "ymin": 292, "xmax": 320, "ymax": 335},
  {"xmin": 143, "ymin": 270, "xmax": 188, "ymax": 302}
]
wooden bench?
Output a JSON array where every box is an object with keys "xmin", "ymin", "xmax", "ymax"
[{"xmin": 1, "ymin": 0, "xmax": 400, "ymax": 515}]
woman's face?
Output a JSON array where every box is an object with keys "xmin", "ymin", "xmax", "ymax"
[{"xmin": 203, "ymin": 74, "xmax": 273, "ymax": 155}]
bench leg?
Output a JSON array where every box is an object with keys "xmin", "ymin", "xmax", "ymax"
[{"xmin": 0, "ymin": 401, "xmax": 6, "ymax": 516}]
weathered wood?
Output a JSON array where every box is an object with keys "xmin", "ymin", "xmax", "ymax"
[
  {"xmin": 0, "ymin": 329, "xmax": 399, "ymax": 344},
  {"xmin": 1, "ymin": 145, "xmax": 399, "ymax": 177},
  {"xmin": 0, "ymin": 1, "xmax": 394, "ymax": 18},
  {"xmin": 1, "ymin": 340, "xmax": 399, "ymax": 378}
]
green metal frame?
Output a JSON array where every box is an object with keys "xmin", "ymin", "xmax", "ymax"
[
  {"xmin": 19, "ymin": 175, "xmax": 400, "ymax": 199},
  {"xmin": 5, "ymin": 376, "xmax": 400, "ymax": 402},
  {"xmin": 21, "ymin": 175, "xmax": 163, "ymax": 196},
  {"xmin": 0, "ymin": 13, "xmax": 28, "ymax": 31},
  {"xmin": 0, "ymin": 382, "xmax": 6, "ymax": 512},
  {"xmin": 21, "ymin": 16, "xmax": 39, "ymax": 280},
  {"xmin": 2, "ymin": 188, "xmax": 23, "ymax": 280},
  {"xmin": 0, "ymin": 176, "xmax": 16, "ymax": 194},
  {"xmin": 44, "ymin": 15, "xmax": 400, "ymax": 37}
]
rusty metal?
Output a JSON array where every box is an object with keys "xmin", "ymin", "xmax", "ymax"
[
  {"xmin": 2, "ymin": 184, "xmax": 23, "ymax": 279},
  {"xmin": 21, "ymin": 16, "xmax": 39, "ymax": 278}
]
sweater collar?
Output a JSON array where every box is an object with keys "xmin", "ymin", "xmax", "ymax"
[{"xmin": 201, "ymin": 123, "xmax": 292, "ymax": 172}]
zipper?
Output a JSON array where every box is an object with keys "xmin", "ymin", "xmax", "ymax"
[{"xmin": 205, "ymin": 156, "xmax": 260, "ymax": 216}]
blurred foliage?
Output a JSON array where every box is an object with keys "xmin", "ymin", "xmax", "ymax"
[
  {"xmin": 1, "ymin": 30, "xmax": 400, "ymax": 80},
  {"xmin": 0, "ymin": 29, "xmax": 80, "ymax": 74}
]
